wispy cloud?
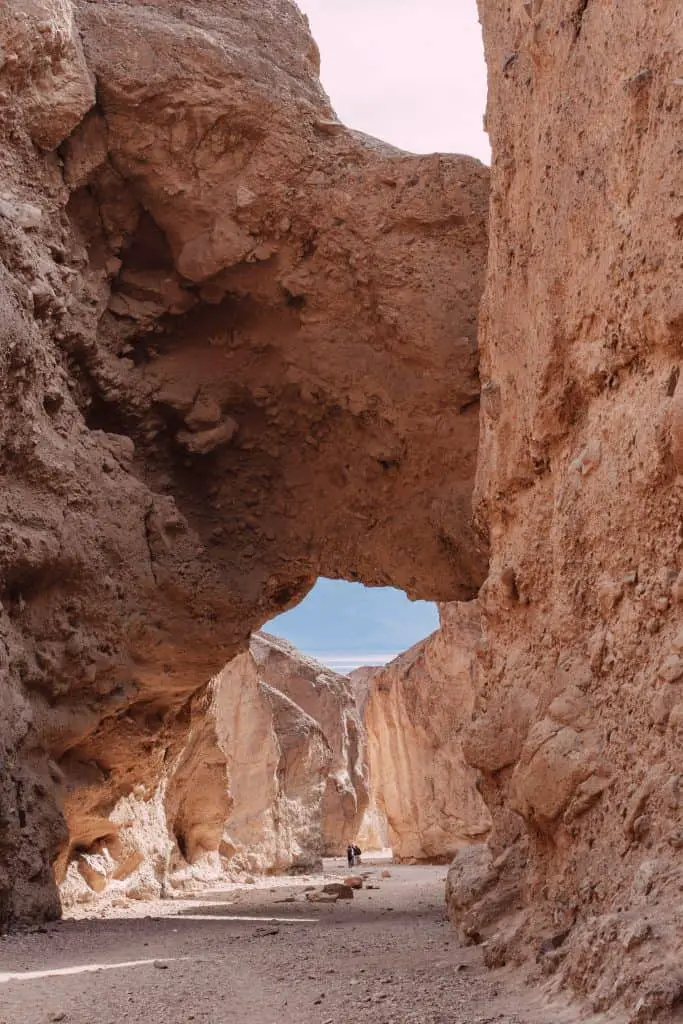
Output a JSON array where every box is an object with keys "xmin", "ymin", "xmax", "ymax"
[
  {"xmin": 310, "ymin": 651, "xmax": 399, "ymax": 674},
  {"xmin": 296, "ymin": 0, "xmax": 490, "ymax": 163}
]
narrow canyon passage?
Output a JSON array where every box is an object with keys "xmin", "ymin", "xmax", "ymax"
[{"xmin": 0, "ymin": 862, "xmax": 593, "ymax": 1024}]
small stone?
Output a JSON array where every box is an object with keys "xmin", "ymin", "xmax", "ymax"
[
  {"xmin": 153, "ymin": 961, "xmax": 169, "ymax": 970},
  {"xmin": 322, "ymin": 882, "xmax": 354, "ymax": 900},
  {"xmin": 667, "ymin": 828, "xmax": 683, "ymax": 849},
  {"xmin": 596, "ymin": 578, "xmax": 624, "ymax": 616},
  {"xmin": 176, "ymin": 418, "xmax": 238, "ymax": 455},
  {"xmin": 659, "ymin": 655, "xmax": 683, "ymax": 683},
  {"xmin": 305, "ymin": 891, "xmax": 339, "ymax": 904},
  {"xmin": 632, "ymin": 814, "xmax": 651, "ymax": 840},
  {"xmin": 622, "ymin": 919, "xmax": 651, "ymax": 951},
  {"xmin": 343, "ymin": 876, "xmax": 363, "ymax": 889},
  {"xmin": 235, "ymin": 185, "xmax": 257, "ymax": 208},
  {"xmin": 314, "ymin": 118, "xmax": 345, "ymax": 135}
]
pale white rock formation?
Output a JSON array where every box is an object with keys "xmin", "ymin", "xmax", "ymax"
[
  {"xmin": 251, "ymin": 633, "xmax": 369, "ymax": 854},
  {"xmin": 59, "ymin": 634, "xmax": 369, "ymax": 902},
  {"xmin": 216, "ymin": 648, "xmax": 333, "ymax": 874}
]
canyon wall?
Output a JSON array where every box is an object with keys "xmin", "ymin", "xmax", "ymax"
[
  {"xmin": 251, "ymin": 633, "xmax": 368, "ymax": 854},
  {"xmin": 363, "ymin": 603, "xmax": 491, "ymax": 862},
  {"xmin": 60, "ymin": 634, "xmax": 366, "ymax": 904},
  {"xmin": 0, "ymin": 0, "xmax": 488, "ymax": 926},
  {"xmin": 4, "ymin": 3, "xmax": 679, "ymax": 1018},
  {"xmin": 444, "ymin": 2, "xmax": 683, "ymax": 1018}
]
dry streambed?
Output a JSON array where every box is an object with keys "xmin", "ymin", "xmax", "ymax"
[{"xmin": 0, "ymin": 862, "xmax": 616, "ymax": 1024}]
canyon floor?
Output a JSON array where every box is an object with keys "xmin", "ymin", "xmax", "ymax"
[{"xmin": 0, "ymin": 858, "xmax": 622, "ymax": 1024}]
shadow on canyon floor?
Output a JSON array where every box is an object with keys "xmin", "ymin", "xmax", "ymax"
[{"xmin": 0, "ymin": 862, "xmax": 623, "ymax": 1024}]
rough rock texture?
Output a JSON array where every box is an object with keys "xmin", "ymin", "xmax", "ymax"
[
  {"xmin": 251, "ymin": 633, "xmax": 368, "ymax": 854},
  {"xmin": 445, "ymin": 2, "xmax": 683, "ymax": 1018},
  {"xmin": 59, "ymin": 634, "xmax": 367, "ymax": 904},
  {"xmin": 350, "ymin": 666, "xmax": 390, "ymax": 851},
  {"xmin": 211, "ymin": 644, "xmax": 333, "ymax": 876},
  {"xmin": 363, "ymin": 603, "xmax": 491, "ymax": 862},
  {"xmin": 0, "ymin": 0, "xmax": 488, "ymax": 926}
]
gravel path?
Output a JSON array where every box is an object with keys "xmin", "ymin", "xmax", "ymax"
[{"xmin": 0, "ymin": 860, "xmax": 613, "ymax": 1024}]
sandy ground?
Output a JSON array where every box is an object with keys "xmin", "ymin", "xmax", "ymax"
[{"xmin": 0, "ymin": 858, "xmax": 620, "ymax": 1024}]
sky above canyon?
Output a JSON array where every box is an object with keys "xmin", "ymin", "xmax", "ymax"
[
  {"xmin": 296, "ymin": 0, "xmax": 490, "ymax": 162},
  {"xmin": 267, "ymin": 580, "xmax": 440, "ymax": 673}
]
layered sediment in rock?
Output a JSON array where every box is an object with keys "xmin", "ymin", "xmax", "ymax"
[
  {"xmin": 0, "ymin": 0, "xmax": 488, "ymax": 926},
  {"xmin": 444, "ymin": 2, "xmax": 683, "ymax": 1016},
  {"xmin": 363, "ymin": 603, "xmax": 491, "ymax": 862},
  {"xmin": 59, "ymin": 634, "xmax": 367, "ymax": 903}
]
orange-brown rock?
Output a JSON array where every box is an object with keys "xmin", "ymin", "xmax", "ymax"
[
  {"xmin": 364, "ymin": 603, "xmax": 491, "ymax": 862},
  {"xmin": 0, "ymin": 0, "xmax": 488, "ymax": 926},
  {"xmin": 446, "ymin": 1, "xmax": 683, "ymax": 1016}
]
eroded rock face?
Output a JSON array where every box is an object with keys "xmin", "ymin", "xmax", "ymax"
[
  {"xmin": 0, "ymin": 0, "xmax": 488, "ymax": 925},
  {"xmin": 59, "ymin": 634, "xmax": 367, "ymax": 903},
  {"xmin": 72, "ymin": 0, "xmax": 488, "ymax": 607},
  {"xmin": 363, "ymin": 603, "xmax": 491, "ymax": 862},
  {"xmin": 451, "ymin": 1, "xmax": 683, "ymax": 1014},
  {"xmin": 251, "ymin": 633, "xmax": 368, "ymax": 854},
  {"xmin": 212, "ymin": 645, "xmax": 333, "ymax": 876}
]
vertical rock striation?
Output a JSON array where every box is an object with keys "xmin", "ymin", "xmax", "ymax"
[
  {"xmin": 251, "ymin": 633, "xmax": 368, "ymax": 854},
  {"xmin": 447, "ymin": 1, "xmax": 683, "ymax": 1015},
  {"xmin": 363, "ymin": 603, "xmax": 491, "ymax": 862}
]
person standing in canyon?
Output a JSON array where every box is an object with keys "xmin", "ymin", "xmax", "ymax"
[{"xmin": 347, "ymin": 843, "xmax": 355, "ymax": 868}]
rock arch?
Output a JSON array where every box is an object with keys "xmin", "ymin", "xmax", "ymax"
[{"xmin": 0, "ymin": 0, "xmax": 488, "ymax": 925}]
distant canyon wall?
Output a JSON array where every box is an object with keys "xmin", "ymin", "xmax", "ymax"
[
  {"xmin": 59, "ymin": 634, "xmax": 366, "ymax": 905},
  {"xmin": 361, "ymin": 603, "xmax": 491, "ymax": 863}
]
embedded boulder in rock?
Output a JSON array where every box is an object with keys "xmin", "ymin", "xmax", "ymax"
[
  {"xmin": 364, "ymin": 602, "xmax": 491, "ymax": 862},
  {"xmin": 250, "ymin": 633, "xmax": 369, "ymax": 854},
  {"xmin": 0, "ymin": 0, "xmax": 488, "ymax": 926}
]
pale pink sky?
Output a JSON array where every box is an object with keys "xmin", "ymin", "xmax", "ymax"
[{"xmin": 296, "ymin": 0, "xmax": 490, "ymax": 163}]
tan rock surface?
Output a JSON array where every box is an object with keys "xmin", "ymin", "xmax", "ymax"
[
  {"xmin": 251, "ymin": 632, "xmax": 368, "ymax": 854},
  {"xmin": 0, "ymin": 0, "xmax": 487, "ymax": 925},
  {"xmin": 364, "ymin": 603, "xmax": 491, "ymax": 862},
  {"xmin": 350, "ymin": 665, "xmax": 390, "ymax": 851},
  {"xmin": 214, "ymin": 647, "xmax": 333, "ymax": 875},
  {"xmin": 446, "ymin": 1, "xmax": 683, "ymax": 1016},
  {"xmin": 60, "ymin": 635, "xmax": 368, "ymax": 903}
]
